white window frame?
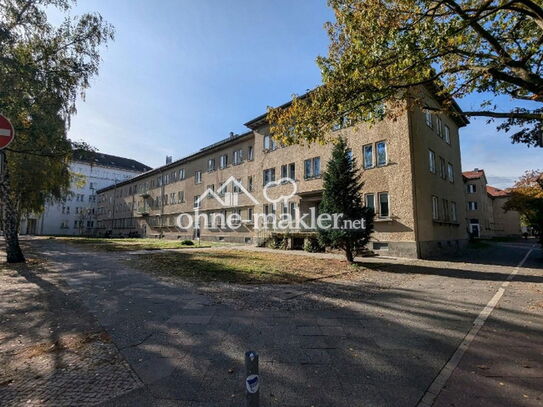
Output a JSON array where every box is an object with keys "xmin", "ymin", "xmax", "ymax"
[
  {"xmin": 447, "ymin": 163, "xmax": 454, "ymax": 183},
  {"xmin": 195, "ymin": 171, "xmax": 202, "ymax": 184},
  {"xmin": 219, "ymin": 154, "xmax": 228, "ymax": 169},
  {"xmin": 378, "ymin": 192, "xmax": 390, "ymax": 218},
  {"xmin": 425, "ymin": 111, "xmax": 433, "ymax": 128},
  {"xmin": 429, "ymin": 149, "xmax": 436, "ymax": 173},
  {"xmin": 432, "ymin": 196, "xmax": 439, "ymax": 220},
  {"xmin": 363, "ymin": 144, "xmax": 374, "ymax": 169},
  {"xmin": 376, "ymin": 141, "xmax": 387, "ymax": 167},
  {"xmin": 444, "ymin": 125, "xmax": 451, "ymax": 144}
]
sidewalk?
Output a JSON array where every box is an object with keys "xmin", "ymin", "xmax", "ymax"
[
  {"xmin": 431, "ymin": 246, "xmax": 543, "ymax": 407},
  {"xmin": 0, "ymin": 257, "xmax": 142, "ymax": 406}
]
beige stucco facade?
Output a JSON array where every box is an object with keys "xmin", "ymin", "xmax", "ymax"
[
  {"xmin": 463, "ymin": 169, "xmax": 521, "ymax": 238},
  {"xmin": 97, "ymin": 91, "xmax": 470, "ymax": 258}
]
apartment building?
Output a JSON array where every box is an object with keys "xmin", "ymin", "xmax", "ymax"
[
  {"xmin": 97, "ymin": 87, "xmax": 469, "ymax": 258},
  {"xmin": 463, "ymin": 169, "xmax": 521, "ymax": 238},
  {"xmin": 19, "ymin": 151, "xmax": 150, "ymax": 236}
]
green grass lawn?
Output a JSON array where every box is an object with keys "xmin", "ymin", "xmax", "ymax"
[
  {"xmin": 126, "ymin": 249, "xmax": 359, "ymax": 284},
  {"xmin": 50, "ymin": 236, "xmax": 230, "ymax": 252}
]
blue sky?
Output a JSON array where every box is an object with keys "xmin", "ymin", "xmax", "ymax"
[{"xmin": 64, "ymin": 0, "xmax": 541, "ymax": 189}]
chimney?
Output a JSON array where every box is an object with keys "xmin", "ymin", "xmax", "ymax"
[
  {"xmin": 166, "ymin": 156, "xmax": 172, "ymax": 164},
  {"xmin": 474, "ymin": 168, "xmax": 479, "ymax": 172},
  {"xmin": 229, "ymin": 132, "xmax": 236, "ymax": 138}
]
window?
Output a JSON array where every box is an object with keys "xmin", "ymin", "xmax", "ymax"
[
  {"xmin": 363, "ymin": 144, "xmax": 373, "ymax": 169},
  {"xmin": 219, "ymin": 154, "xmax": 228, "ymax": 169},
  {"xmin": 264, "ymin": 135, "xmax": 276, "ymax": 151},
  {"xmin": 442, "ymin": 199, "xmax": 449, "ymax": 221},
  {"xmin": 233, "ymin": 149, "xmax": 243, "ymax": 165},
  {"xmin": 378, "ymin": 192, "xmax": 389, "ymax": 218},
  {"xmin": 376, "ymin": 141, "xmax": 387, "ymax": 166},
  {"xmin": 233, "ymin": 179, "xmax": 242, "ymax": 193},
  {"xmin": 467, "ymin": 184, "xmax": 476, "ymax": 193},
  {"xmin": 207, "ymin": 158, "xmax": 215, "ymax": 171},
  {"xmin": 263, "ymin": 204, "xmax": 276, "ymax": 215},
  {"xmin": 195, "ymin": 171, "xmax": 202, "ymax": 184},
  {"xmin": 248, "ymin": 176, "xmax": 253, "ymax": 192},
  {"xmin": 313, "ymin": 157, "xmax": 320, "ymax": 177},
  {"xmin": 365, "ymin": 194, "xmax": 375, "ymax": 211},
  {"xmin": 194, "ymin": 195, "xmax": 201, "ymax": 208},
  {"xmin": 332, "ymin": 116, "xmax": 352, "ymax": 131},
  {"xmin": 179, "ymin": 168, "xmax": 186, "ymax": 180},
  {"xmin": 346, "ymin": 149, "xmax": 353, "ymax": 162},
  {"xmin": 436, "ymin": 117, "xmax": 443, "ymax": 138},
  {"xmin": 178, "ymin": 191, "xmax": 185, "ymax": 203},
  {"xmin": 281, "ymin": 164, "xmax": 288, "ymax": 179},
  {"xmin": 468, "ymin": 201, "xmax": 478, "ymax": 210},
  {"xmin": 304, "ymin": 157, "xmax": 321, "ymax": 179},
  {"xmin": 248, "ymin": 207, "xmax": 254, "ymax": 221},
  {"xmin": 444, "ymin": 125, "xmax": 451, "ymax": 144},
  {"xmin": 164, "ymin": 194, "xmax": 168, "ymax": 205},
  {"xmin": 429, "ymin": 150, "xmax": 436, "ymax": 173},
  {"xmin": 432, "ymin": 196, "xmax": 439, "ymax": 220},
  {"xmin": 450, "ymin": 201, "xmax": 457, "ymax": 222},
  {"xmin": 206, "ymin": 184, "xmax": 215, "ymax": 197},
  {"xmin": 447, "ymin": 163, "xmax": 454, "ymax": 182},
  {"xmin": 248, "ymin": 145, "xmax": 254, "ymax": 160},
  {"xmin": 439, "ymin": 157, "xmax": 446, "ymax": 179},
  {"xmin": 281, "ymin": 163, "xmax": 296, "ymax": 180},
  {"xmin": 289, "ymin": 162, "xmax": 295, "ymax": 179},
  {"xmin": 425, "ymin": 111, "xmax": 433, "ymax": 128},
  {"xmin": 263, "ymin": 168, "xmax": 275, "ymax": 185}
]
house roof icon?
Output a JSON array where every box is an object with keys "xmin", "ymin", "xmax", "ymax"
[{"xmin": 195, "ymin": 176, "xmax": 260, "ymax": 209}]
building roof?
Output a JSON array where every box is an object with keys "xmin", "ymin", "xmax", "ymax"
[
  {"xmin": 73, "ymin": 150, "xmax": 152, "ymax": 173},
  {"xmin": 244, "ymin": 84, "xmax": 469, "ymax": 129},
  {"xmin": 486, "ymin": 185, "xmax": 510, "ymax": 198},
  {"xmin": 462, "ymin": 169, "xmax": 486, "ymax": 180},
  {"xmin": 96, "ymin": 131, "xmax": 253, "ymax": 194}
]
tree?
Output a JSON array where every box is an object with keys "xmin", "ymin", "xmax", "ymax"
[
  {"xmin": 268, "ymin": 0, "xmax": 543, "ymax": 147},
  {"xmin": 0, "ymin": 0, "xmax": 113, "ymax": 262},
  {"xmin": 503, "ymin": 170, "xmax": 543, "ymax": 247},
  {"xmin": 318, "ymin": 137, "xmax": 374, "ymax": 262}
]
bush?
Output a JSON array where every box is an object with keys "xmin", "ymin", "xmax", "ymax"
[
  {"xmin": 304, "ymin": 237, "xmax": 325, "ymax": 253},
  {"xmin": 180, "ymin": 239, "xmax": 194, "ymax": 246},
  {"xmin": 268, "ymin": 235, "xmax": 287, "ymax": 250}
]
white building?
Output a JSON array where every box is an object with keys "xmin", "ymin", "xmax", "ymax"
[{"xmin": 20, "ymin": 151, "xmax": 150, "ymax": 235}]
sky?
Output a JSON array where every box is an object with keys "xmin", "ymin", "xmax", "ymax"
[{"xmin": 59, "ymin": 0, "xmax": 541, "ymax": 189}]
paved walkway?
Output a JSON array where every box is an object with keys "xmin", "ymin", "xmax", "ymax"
[
  {"xmin": 14, "ymin": 238, "xmax": 538, "ymax": 406},
  {"xmin": 0, "ymin": 256, "xmax": 141, "ymax": 406}
]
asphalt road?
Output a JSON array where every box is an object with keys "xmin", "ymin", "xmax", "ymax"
[{"xmin": 24, "ymin": 239, "xmax": 543, "ymax": 406}]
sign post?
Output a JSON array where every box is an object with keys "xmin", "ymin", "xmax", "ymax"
[
  {"xmin": 245, "ymin": 351, "xmax": 260, "ymax": 407},
  {"xmin": 0, "ymin": 114, "xmax": 15, "ymax": 181}
]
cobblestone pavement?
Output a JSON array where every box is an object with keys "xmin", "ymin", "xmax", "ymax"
[
  {"xmin": 0, "ymin": 252, "xmax": 142, "ymax": 406},
  {"xmin": 6, "ymin": 238, "xmax": 543, "ymax": 407}
]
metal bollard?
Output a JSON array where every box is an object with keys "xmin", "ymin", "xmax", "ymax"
[{"xmin": 245, "ymin": 351, "xmax": 260, "ymax": 407}]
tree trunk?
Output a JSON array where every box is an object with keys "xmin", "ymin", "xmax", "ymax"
[
  {"xmin": 344, "ymin": 245, "xmax": 354, "ymax": 263},
  {"xmin": 0, "ymin": 153, "xmax": 25, "ymax": 263}
]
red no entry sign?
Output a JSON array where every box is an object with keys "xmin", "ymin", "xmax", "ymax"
[{"xmin": 0, "ymin": 114, "xmax": 15, "ymax": 150}]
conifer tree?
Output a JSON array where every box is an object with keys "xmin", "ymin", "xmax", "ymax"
[{"xmin": 318, "ymin": 137, "xmax": 374, "ymax": 262}]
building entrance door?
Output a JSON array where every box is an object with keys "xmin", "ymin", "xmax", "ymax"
[{"xmin": 470, "ymin": 223, "xmax": 480, "ymax": 238}]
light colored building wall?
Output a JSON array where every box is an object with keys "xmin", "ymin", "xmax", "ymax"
[
  {"xmin": 491, "ymin": 197, "xmax": 522, "ymax": 236},
  {"xmin": 97, "ymin": 91, "xmax": 469, "ymax": 258},
  {"xmin": 22, "ymin": 161, "xmax": 143, "ymax": 236}
]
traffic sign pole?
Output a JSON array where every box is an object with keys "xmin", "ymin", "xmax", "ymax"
[{"xmin": 0, "ymin": 114, "xmax": 15, "ymax": 181}]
